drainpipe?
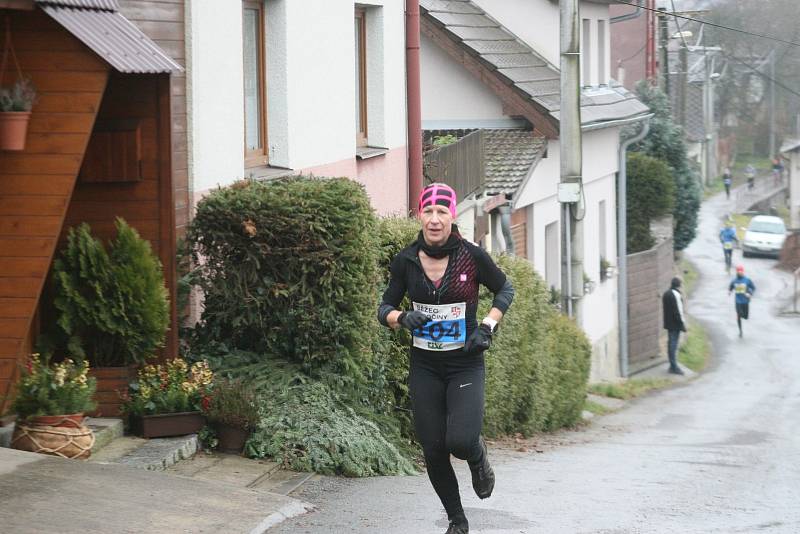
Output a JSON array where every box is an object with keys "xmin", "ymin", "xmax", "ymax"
[
  {"xmin": 406, "ymin": 0, "xmax": 423, "ymax": 215},
  {"xmin": 617, "ymin": 115, "xmax": 653, "ymax": 378},
  {"xmin": 498, "ymin": 204, "xmax": 515, "ymax": 255},
  {"xmin": 610, "ymin": 0, "xmax": 644, "ymax": 24}
]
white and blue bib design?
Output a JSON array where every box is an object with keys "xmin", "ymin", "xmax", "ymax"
[{"xmin": 411, "ymin": 302, "xmax": 467, "ymax": 351}]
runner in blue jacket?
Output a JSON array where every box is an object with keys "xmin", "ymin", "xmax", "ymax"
[
  {"xmin": 719, "ymin": 222, "xmax": 738, "ymax": 271},
  {"xmin": 729, "ymin": 265, "xmax": 755, "ymax": 337}
]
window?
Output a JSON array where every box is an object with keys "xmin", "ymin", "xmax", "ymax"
[
  {"xmin": 243, "ymin": 1, "xmax": 268, "ymax": 167},
  {"xmin": 355, "ymin": 8, "xmax": 368, "ymax": 146},
  {"xmin": 597, "ymin": 20, "xmax": 607, "ymax": 85},
  {"xmin": 582, "ymin": 19, "xmax": 591, "ymax": 86},
  {"xmin": 545, "ymin": 221, "xmax": 559, "ymax": 290},
  {"xmin": 598, "ymin": 200, "xmax": 608, "ymax": 282}
]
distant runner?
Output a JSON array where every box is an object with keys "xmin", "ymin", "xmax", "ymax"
[
  {"xmin": 722, "ymin": 167, "xmax": 732, "ymax": 199},
  {"xmin": 719, "ymin": 220, "xmax": 738, "ymax": 273},
  {"xmin": 729, "ymin": 265, "xmax": 755, "ymax": 338}
]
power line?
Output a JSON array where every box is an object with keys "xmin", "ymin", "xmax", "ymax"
[
  {"xmin": 669, "ymin": 0, "xmax": 689, "ymax": 49},
  {"xmin": 614, "ymin": 0, "xmax": 800, "ymax": 48},
  {"xmin": 721, "ymin": 52, "xmax": 800, "ymax": 101}
]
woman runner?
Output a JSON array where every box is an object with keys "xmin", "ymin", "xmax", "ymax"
[{"xmin": 377, "ymin": 183, "xmax": 514, "ymax": 534}]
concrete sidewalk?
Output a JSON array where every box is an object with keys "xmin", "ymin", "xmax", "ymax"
[{"xmin": 0, "ymin": 447, "xmax": 311, "ymax": 534}]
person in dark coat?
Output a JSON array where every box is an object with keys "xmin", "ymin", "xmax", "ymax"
[{"xmin": 662, "ymin": 277, "xmax": 687, "ymax": 375}]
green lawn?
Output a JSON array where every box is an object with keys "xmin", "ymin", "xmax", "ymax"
[
  {"xmin": 678, "ymin": 319, "xmax": 710, "ymax": 372},
  {"xmin": 678, "ymin": 257, "xmax": 698, "ymax": 296},
  {"xmin": 583, "ymin": 399, "xmax": 613, "ymax": 416},
  {"xmin": 588, "ymin": 378, "xmax": 673, "ymax": 400}
]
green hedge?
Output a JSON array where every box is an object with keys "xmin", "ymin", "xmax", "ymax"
[
  {"xmin": 480, "ymin": 255, "xmax": 591, "ymax": 436},
  {"xmin": 186, "ymin": 177, "xmax": 593, "ymax": 476},
  {"xmin": 626, "ymin": 152, "xmax": 675, "ymax": 253},
  {"xmin": 188, "ymin": 178, "xmax": 378, "ymax": 381}
]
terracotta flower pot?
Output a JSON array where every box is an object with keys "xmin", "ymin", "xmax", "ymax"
[
  {"xmin": 0, "ymin": 111, "xmax": 32, "ymax": 151},
  {"xmin": 215, "ymin": 423, "xmax": 250, "ymax": 454},
  {"xmin": 130, "ymin": 411, "xmax": 204, "ymax": 439}
]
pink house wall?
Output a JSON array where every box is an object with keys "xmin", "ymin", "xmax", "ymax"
[{"xmin": 300, "ymin": 146, "xmax": 409, "ymax": 216}]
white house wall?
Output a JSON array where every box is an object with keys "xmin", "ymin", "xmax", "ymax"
[
  {"xmin": 187, "ymin": 0, "xmax": 409, "ymax": 215},
  {"xmin": 470, "ymin": 0, "xmax": 610, "ymax": 87},
  {"xmin": 420, "ymin": 33, "xmax": 510, "ymax": 128},
  {"xmin": 187, "ymin": 0, "xmax": 245, "ymax": 194},
  {"xmin": 515, "ymin": 128, "xmax": 620, "ymax": 208}
]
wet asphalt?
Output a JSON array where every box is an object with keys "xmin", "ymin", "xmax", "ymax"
[{"xmin": 270, "ymin": 190, "xmax": 800, "ymax": 534}]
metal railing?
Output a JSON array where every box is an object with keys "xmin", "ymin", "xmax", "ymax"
[
  {"xmin": 735, "ymin": 172, "xmax": 788, "ymax": 213},
  {"xmin": 423, "ymin": 130, "xmax": 484, "ymax": 201}
]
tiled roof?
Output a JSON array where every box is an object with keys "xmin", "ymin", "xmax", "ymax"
[
  {"xmin": 37, "ymin": 0, "xmax": 183, "ymax": 74},
  {"xmin": 420, "ymin": 0, "xmax": 649, "ymax": 129},
  {"xmin": 483, "ymin": 129, "xmax": 547, "ymax": 196}
]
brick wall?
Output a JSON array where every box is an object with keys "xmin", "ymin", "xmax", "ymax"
[{"xmin": 627, "ymin": 237, "xmax": 674, "ymax": 373}]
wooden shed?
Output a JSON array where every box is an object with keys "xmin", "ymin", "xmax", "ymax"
[{"xmin": 0, "ymin": 0, "xmax": 184, "ymax": 412}]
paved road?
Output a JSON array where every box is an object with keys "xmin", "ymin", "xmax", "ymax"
[{"xmin": 271, "ymin": 191, "xmax": 800, "ymax": 534}]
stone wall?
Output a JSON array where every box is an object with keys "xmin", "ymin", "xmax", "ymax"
[{"xmin": 627, "ymin": 237, "xmax": 675, "ymax": 373}]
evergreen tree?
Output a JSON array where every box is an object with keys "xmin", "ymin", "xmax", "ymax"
[{"xmin": 631, "ymin": 82, "xmax": 702, "ymax": 251}]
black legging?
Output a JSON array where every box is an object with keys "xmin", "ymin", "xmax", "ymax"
[{"xmin": 409, "ymin": 351, "xmax": 486, "ymax": 519}]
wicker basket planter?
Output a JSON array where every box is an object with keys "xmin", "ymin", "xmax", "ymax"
[
  {"xmin": 11, "ymin": 414, "xmax": 94, "ymax": 460},
  {"xmin": 130, "ymin": 411, "xmax": 204, "ymax": 439}
]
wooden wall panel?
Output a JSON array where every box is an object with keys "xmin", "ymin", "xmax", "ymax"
[
  {"xmin": 0, "ymin": 8, "xmax": 109, "ymax": 410},
  {"xmin": 119, "ymin": 0, "xmax": 188, "ymax": 237}
]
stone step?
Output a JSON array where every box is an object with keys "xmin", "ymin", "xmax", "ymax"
[
  {"xmin": 166, "ymin": 451, "xmax": 315, "ymax": 496},
  {"xmin": 86, "ymin": 417, "xmax": 123, "ymax": 453},
  {"xmin": 115, "ymin": 434, "xmax": 199, "ymax": 471}
]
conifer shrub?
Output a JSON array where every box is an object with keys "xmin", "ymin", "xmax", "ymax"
[
  {"xmin": 188, "ymin": 177, "xmax": 378, "ymax": 380},
  {"xmin": 50, "ymin": 218, "xmax": 169, "ymax": 366},
  {"xmin": 541, "ymin": 313, "xmax": 592, "ymax": 429},
  {"xmin": 478, "ymin": 255, "xmax": 591, "ymax": 436}
]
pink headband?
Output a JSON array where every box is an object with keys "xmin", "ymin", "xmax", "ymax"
[{"xmin": 418, "ymin": 183, "xmax": 457, "ymax": 218}]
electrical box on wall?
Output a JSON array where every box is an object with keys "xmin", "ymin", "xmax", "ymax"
[{"xmin": 557, "ymin": 182, "xmax": 581, "ymax": 203}]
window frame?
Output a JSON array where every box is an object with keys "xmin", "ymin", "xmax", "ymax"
[
  {"xmin": 243, "ymin": 0, "xmax": 269, "ymax": 168},
  {"xmin": 355, "ymin": 8, "xmax": 368, "ymax": 147}
]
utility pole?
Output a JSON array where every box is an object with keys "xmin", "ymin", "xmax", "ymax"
[
  {"xmin": 559, "ymin": 0, "xmax": 583, "ymax": 319},
  {"xmin": 657, "ymin": 7, "xmax": 669, "ymax": 95},
  {"xmin": 678, "ymin": 45, "xmax": 687, "ymax": 128},
  {"xmin": 703, "ymin": 53, "xmax": 717, "ymax": 186},
  {"xmin": 769, "ymin": 50, "xmax": 776, "ymax": 159}
]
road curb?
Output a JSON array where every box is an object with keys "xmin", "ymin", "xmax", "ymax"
[{"xmin": 248, "ymin": 500, "xmax": 315, "ymax": 534}]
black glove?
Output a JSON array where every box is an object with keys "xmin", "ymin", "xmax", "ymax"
[
  {"xmin": 398, "ymin": 310, "xmax": 430, "ymax": 331},
  {"xmin": 464, "ymin": 324, "xmax": 493, "ymax": 354}
]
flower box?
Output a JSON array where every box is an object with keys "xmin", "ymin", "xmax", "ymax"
[{"xmin": 130, "ymin": 411, "xmax": 204, "ymax": 439}]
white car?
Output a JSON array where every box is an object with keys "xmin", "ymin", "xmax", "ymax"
[{"xmin": 742, "ymin": 215, "xmax": 787, "ymax": 258}]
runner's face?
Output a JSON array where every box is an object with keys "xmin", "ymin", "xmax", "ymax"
[{"xmin": 419, "ymin": 205, "xmax": 452, "ymax": 246}]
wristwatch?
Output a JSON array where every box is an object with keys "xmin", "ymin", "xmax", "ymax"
[{"xmin": 481, "ymin": 317, "xmax": 498, "ymax": 333}]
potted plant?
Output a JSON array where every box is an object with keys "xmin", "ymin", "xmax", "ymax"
[
  {"xmin": 122, "ymin": 358, "xmax": 212, "ymax": 438},
  {"xmin": 0, "ymin": 77, "xmax": 36, "ymax": 150},
  {"xmin": 203, "ymin": 378, "xmax": 259, "ymax": 454},
  {"xmin": 47, "ymin": 218, "xmax": 170, "ymax": 416},
  {"xmin": 9, "ymin": 354, "xmax": 97, "ymax": 459}
]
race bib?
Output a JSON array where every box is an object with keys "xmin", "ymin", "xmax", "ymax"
[
  {"xmin": 411, "ymin": 302, "xmax": 467, "ymax": 351},
  {"xmin": 724, "ymin": 242, "xmax": 733, "ymax": 250},
  {"xmin": 734, "ymin": 283, "xmax": 748, "ymax": 294}
]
